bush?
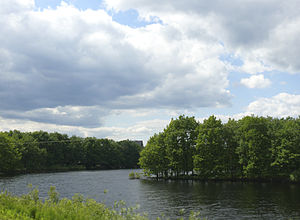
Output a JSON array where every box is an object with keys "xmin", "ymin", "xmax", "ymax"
[
  {"xmin": 129, "ymin": 171, "xmax": 136, "ymax": 179},
  {"xmin": 135, "ymin": 172, "xmax": 141, "ymax": 179}
]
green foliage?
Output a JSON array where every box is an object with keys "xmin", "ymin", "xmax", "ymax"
[
  {"xmin": 0, "ymin": 131, "xmax": 142, "ymax": 174},
  {"xmin": 118, "ymin": 140, "xmax": 143, "ymax": 169},
  {"xmin": 0, "ymin": 187, "xmax": 147, "ymax": 220},
  {"xmin": 164, "ymin": 115, "xmax": 199, "ymax": 176},
  {"xmin": 0, "ymin": 187, "xmax": 205, "ymax": 220},
  {"xmin": 135, "ymin": 172, "xmax": 141, "ymax": 179},
  {"xmin": 129, "ymin": 172, "xmax": 136, "ymax": 179},
  {"xmin": 194, "ymin": 116, "xmax": 226, "ymax": 178},
  {"xmin": 140, "ymin": 115, "xmax": 300, "ymax": 181},
  {"xmin": 236, "ymin": 116, "xmax": 272, "ymax": 178},
  {"xmin": 128, "ymin": 172, "xmax": 141, "ymax": 179},
  {"xmin": 139, "ymin": 133, "xmax": 169, "ymax": 177},
  {"xmin": 0, "ymin": 133, "xmax": 22, "ymax": 174}
]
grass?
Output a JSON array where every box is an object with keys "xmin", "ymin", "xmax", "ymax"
[
  {"xmin": 0, "ymin": 185, "xmax": 204, "ymax": 220},
  {"xmin": 0, "ymin": 186, "xmax": 147, "ymax": 220}
]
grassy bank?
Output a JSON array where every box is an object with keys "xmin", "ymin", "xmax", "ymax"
[{"xmin": 0, "ymin": 186, "xmax": 202, "ymax": 220}]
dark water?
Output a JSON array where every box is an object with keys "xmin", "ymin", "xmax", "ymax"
[{"xmin": 1, "ymin": 169, "xmax": 300, "ymax": 219}]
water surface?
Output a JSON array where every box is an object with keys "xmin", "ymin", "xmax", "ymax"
[{"xmin": 1, "ymin": 169, "xmax": 300, "ymax": 219}]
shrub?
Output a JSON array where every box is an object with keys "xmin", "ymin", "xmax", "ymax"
[{"xmin": 129, "ymin": 171, "xmax": 136, "ymax": 179}]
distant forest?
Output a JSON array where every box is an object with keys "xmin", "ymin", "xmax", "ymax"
[
  {"xmin": 0, "ymin": 130, "xmax": 142, "ymax": 175},
  {"xmin": 139, "ymin": 115, "xmax": 300, "ymax": 182}
]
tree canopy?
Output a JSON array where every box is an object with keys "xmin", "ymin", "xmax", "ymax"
[
  {"xmin": 139, "ymin": 115, "xmax": 300, "ymax": 181},
  {"xmin": 0, "ymin": 130, "xmax": 142, "ymax": 175}
]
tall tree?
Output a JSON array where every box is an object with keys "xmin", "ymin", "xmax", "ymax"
[
  {"xmin": 118, "ymin": 140, "xmax": 142, "ymax": 169},
  {"xmin": 139, "ymin": 133, "xmax": 169, "ymax": 177},
  {"xmin": 270, "ymin": 117, "xmax": 300, "ymax": 179},
  {"xmin": 164, "ymin": 115, "xmax": 198, "ymax": 176},
  {"xmin": 194, "ymin": 116, "xmax": 226, "ymax": 178},
  {"xmin": 0, "ymin": 133, "xmax": 22, "ymax": 174},
  {"xmin": 236, "ymin": 116, "xmax": 272, "ymax": 178},
  {"xmin": 19, "ymin": 133, "xmax": 47, "ymax": 171},
  {"xmin": 223, "ymin": 119, "xmax": 241, "ymax": 178}
]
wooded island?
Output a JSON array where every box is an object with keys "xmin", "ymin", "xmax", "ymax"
[{"xmin": 139, "ymin": 115, "xmax": 300, "ymax": 182}]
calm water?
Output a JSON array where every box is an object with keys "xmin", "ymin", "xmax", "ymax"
[{"xmin": 1, "ymin": 169, "xmax": 300, "ymax": 219}]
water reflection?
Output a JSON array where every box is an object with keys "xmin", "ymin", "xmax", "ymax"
[{"xmin": 137, "ymin": 179, "xmax": 300, "ymax": 219}]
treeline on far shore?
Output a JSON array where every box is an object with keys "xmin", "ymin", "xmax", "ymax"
[
  {"xmin": 139, "ymin": 115, "xmax": 300, "ymax": 182},
  {"xmin": 0, "ymin": 130, "xmax": 142, "ymax": 175}
]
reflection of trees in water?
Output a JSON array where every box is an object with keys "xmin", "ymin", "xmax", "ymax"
[{"xmin": 139, "ymin": 180, "xmax": 300, "ymax": 219}]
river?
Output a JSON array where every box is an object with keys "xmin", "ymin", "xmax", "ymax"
[{"xmin": 1, "ymin": 169, "xmax": 300, "ymax": 219}]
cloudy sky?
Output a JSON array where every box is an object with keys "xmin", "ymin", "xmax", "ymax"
[{"xmin": 1, "ymin": 0, "xmax": 300, "ymax": 144}]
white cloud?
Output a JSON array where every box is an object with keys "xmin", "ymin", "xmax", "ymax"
[
  {"xmin": 237, "ymin": 56, "xmax": 272, "ymax": 74},
  {"xmin": 104, "ymin": 0, "xmax": 300, "ymax": 74},
  {"xmin": 246, "ymin": 93, "xmax": 300, "ymax": 118},
  {"xmin": 1, "ymin": 0, "xmax": 299, "ymax": 144},
  {"xmin": 0, "ymin": 0, "xmax": 230, "ymax": 116},
  {"xmin": 240, "ymin": 74, "xmax": 271, "ymax": 89}
]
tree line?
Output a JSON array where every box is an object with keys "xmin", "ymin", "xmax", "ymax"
[
  {"xmin": 139, "ymin": 115, "xmax": 300, "ymax": 181},
  {"xmin": 0, "ymin": 130, "xmax": 142, "ymax": 174}
]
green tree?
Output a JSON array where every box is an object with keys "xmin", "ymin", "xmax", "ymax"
[
  {"xmin": 0, "ymin": 132, "xmax": 22, "ymax": 174},
  {"xmin": 96, "ymin": 139, "xmax": 120, "ymax": 169},
  {"xmin": 164, "ymin": 115, "xmax": 198, "ymax": 176},
  {"xmin": 194, "ymin": 116, "xmax": 226, "ymax": 178},
  {"xmin": 223, "ymin": 119, "xmax": 241, "ymax": 178},
  {"xmin": 18, "ymin": 133, "xmax": 47, "ymax": 171},
  {"xmin": 270, "ymin": 117, "xmax": 300, "ymax": 179},
  {"xmin": 65, "ymin": 136, "xmax": 85, "ymax": 166},
  {"xmin": 83, "ymin": 137, "xmax": 100, "ymax": 169},
  {"xmin": 139, "ymin": 133, "xmax": 169, "ymax": 178},
  {"xmin": 236, "ymin": 116, "xmax": 272, "ymax": 178},
  {"xmin": 118, "ymin": 140, "xmax": 142, "ymax": 168}
]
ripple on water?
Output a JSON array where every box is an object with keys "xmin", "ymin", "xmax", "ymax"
[{"xmin": 1, "ymin": 171, "xmax": 300, "ymax": 219}]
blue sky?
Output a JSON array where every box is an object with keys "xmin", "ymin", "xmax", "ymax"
[{"xmin": 0, "ymin": 0, "xmax": 299, "ymax": 144}]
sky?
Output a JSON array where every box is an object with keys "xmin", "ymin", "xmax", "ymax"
[{"xmin": 0, "ymin": 0, "xmax": 300, "ymax": 144}]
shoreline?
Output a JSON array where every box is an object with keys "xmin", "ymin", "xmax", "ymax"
[
  {"xmin": 0, "ymin": 166, "xmax": 141, "ymax": 177},
  {"xmin": 143, "ymin": 175, "xmax": 300, "ymax": 184}
]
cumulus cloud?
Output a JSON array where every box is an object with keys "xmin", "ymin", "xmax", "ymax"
[
  {"xmin": 0, "ymin": 0, "xmax": 230, "ymax": 120},
  {"xmin": 1, "ymin": 0, "xmax": 299, "ymax": 142},
  {"xmin": 104, "ymin": 0, "xmax": 300, "ymax": 73},
  {"xmin": 246, "ymin": 93, "xmax": 300, "ymax": 118},
  {"xmin": 199, "ymin": 93, "xmax": 300, "ymax": 123},
  {"xmin": 240, "ymin": 74, "xmax": 271, "ymax": 89}
]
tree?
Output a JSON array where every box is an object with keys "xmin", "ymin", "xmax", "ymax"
[
  {"xmin": 0, "ymin": 133, "xmax": 22, "ymax": 174},
  {"xmin": 236, "ymin": 116, "xmax": 272, "ymax": 178},
  {"xmin": 118, "ymin": 140, "xmax": 142, "ymax": 168},
  {"xmin": 164, "ymin": 115, "xmax": 198, "ymax": 176},
  {"xmin": 139, "ymin": 133, "xmax": 169, "ymax": 177},
  {"xmin": 194, "ymin": 116, "xmax": 226, "ymax": 178},
  {"xmin": 83, "ymin": 137, "xmax": 100, "ymax": 169},
  {"xmin": 18, "ymin": 133, "xmax": 47, "ymax": 171},
  {"xmin": 223, "ymin": 119, "xmax": 241, "ymax": 178},
  {"xmin": 270, "ymin": 117, "xmax": 300, "ymax": 179},
  {"xmin": 65, "ymin": 136, "xmax": 85, "ymax": 166}
]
